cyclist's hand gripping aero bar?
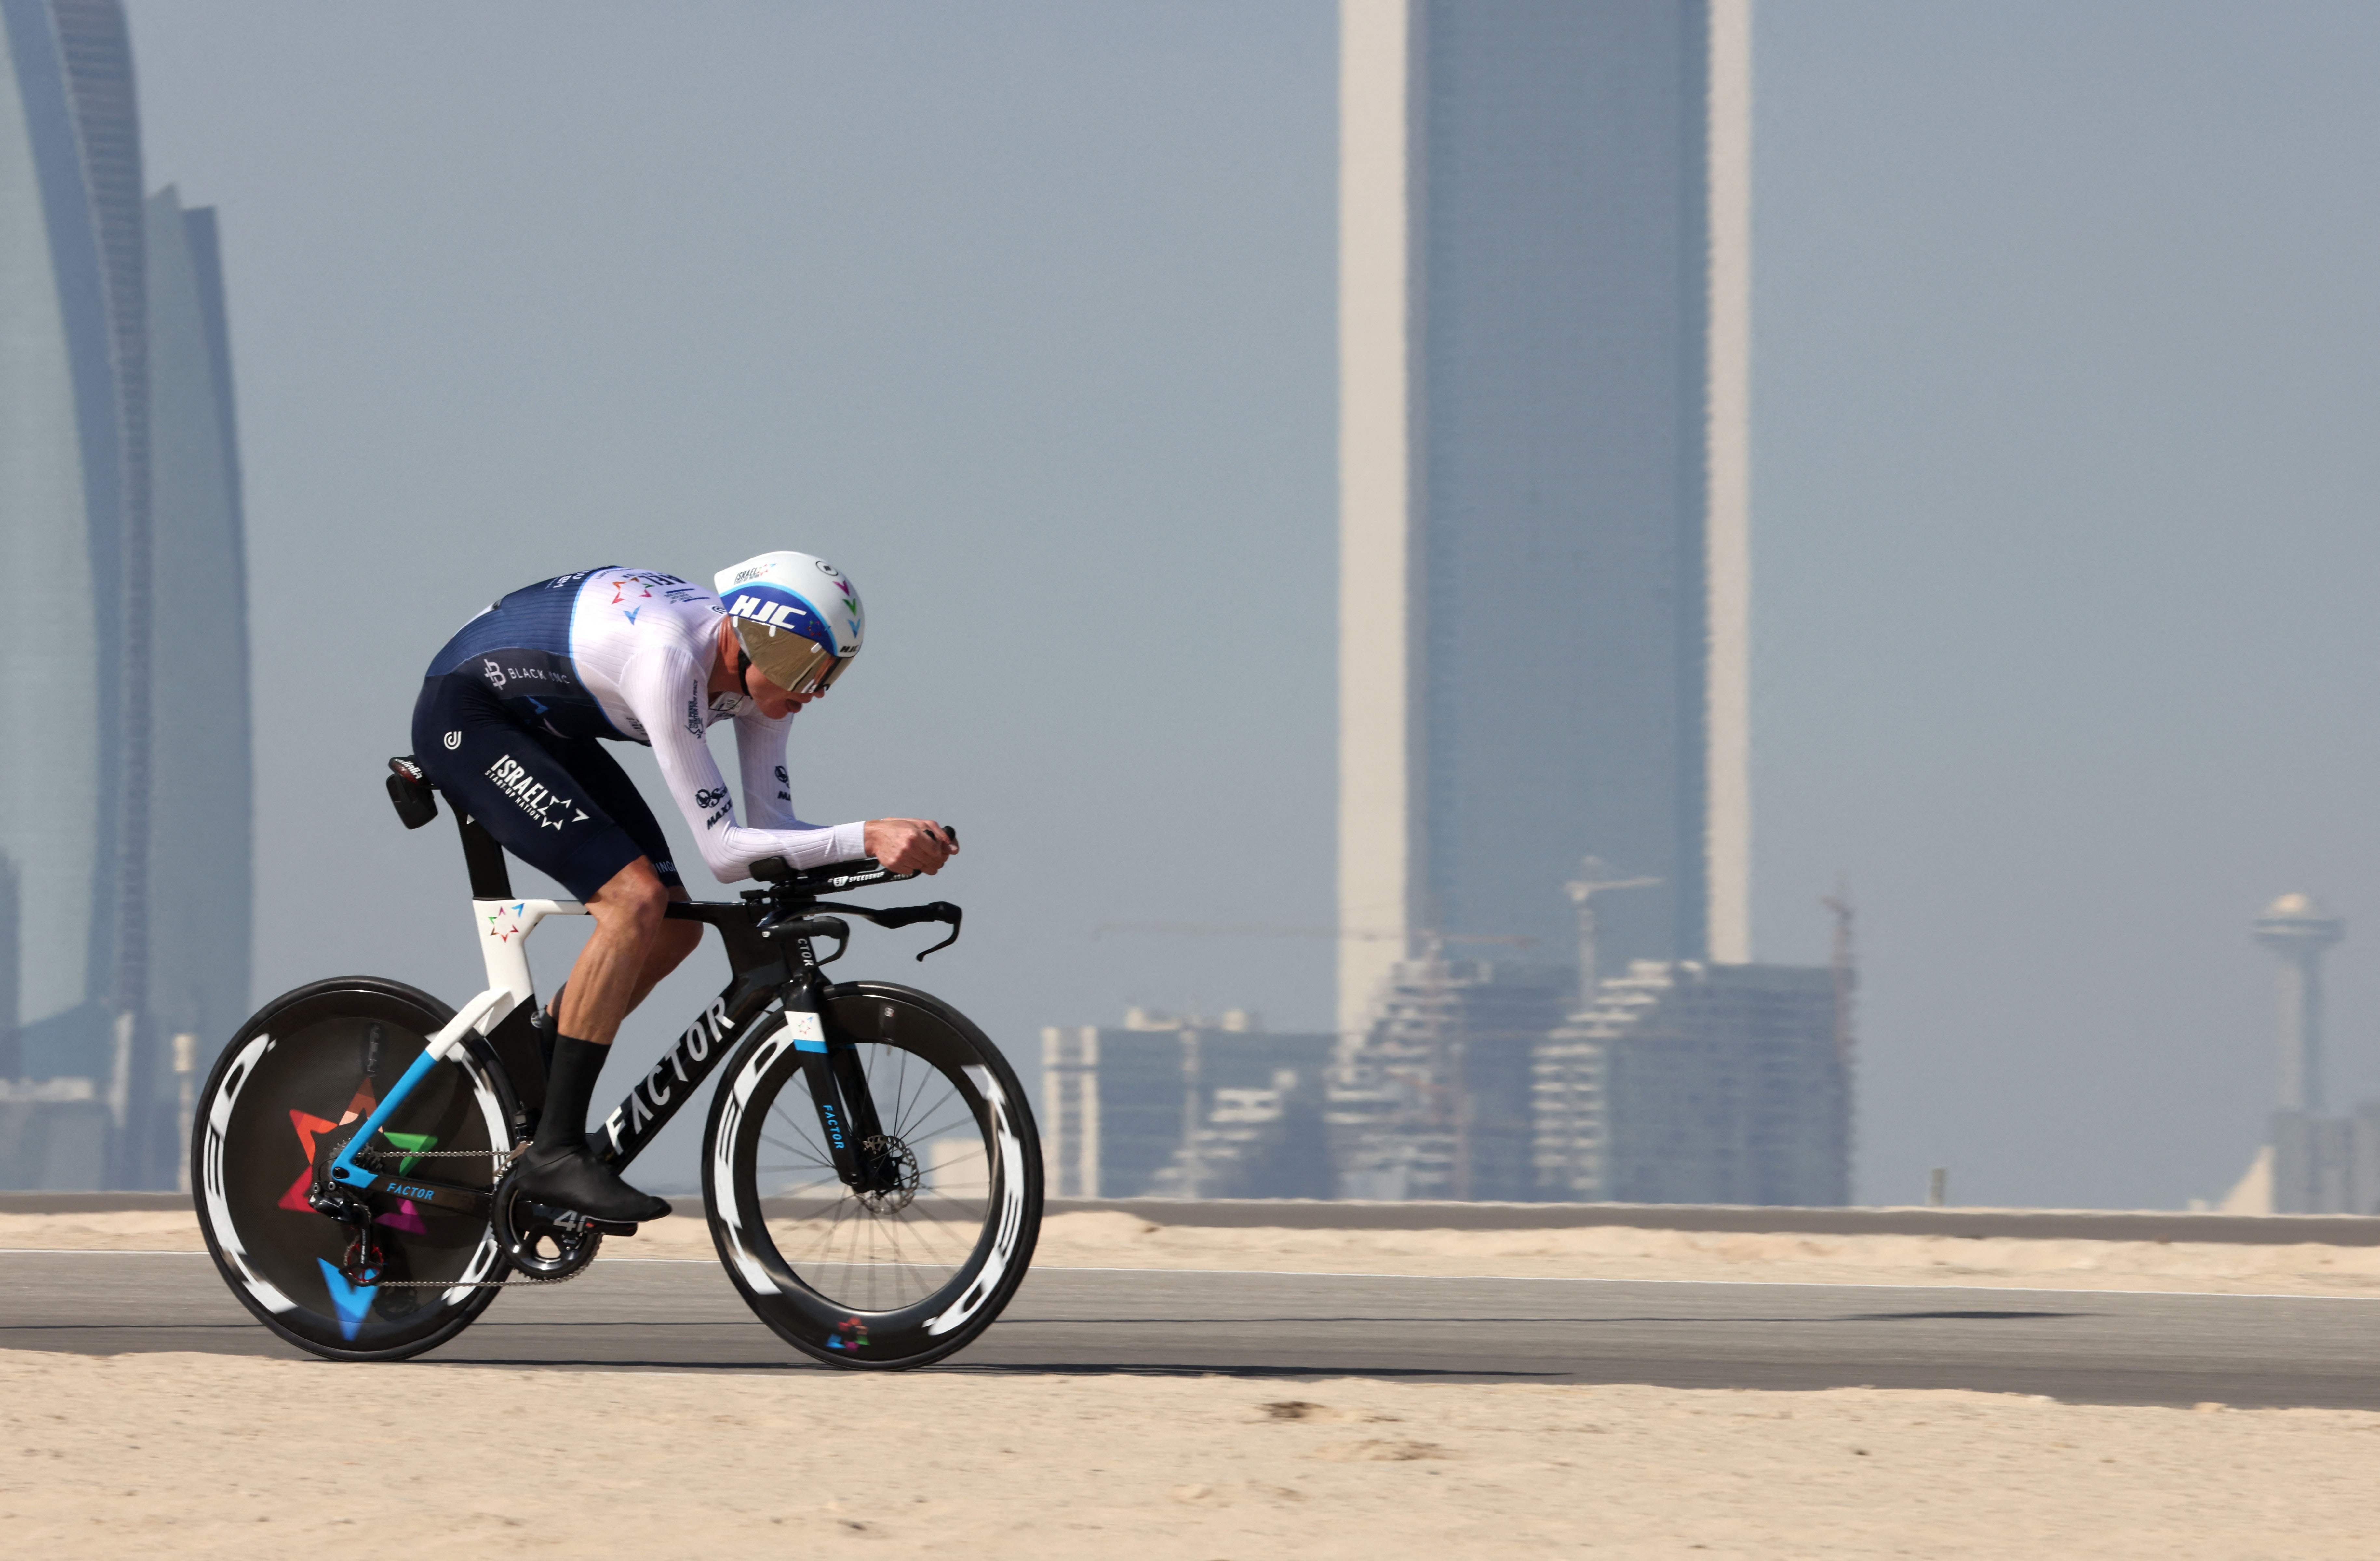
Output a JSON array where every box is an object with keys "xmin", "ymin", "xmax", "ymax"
[{"xmin": 748, "ymin": 826, "xmax": 962, "ymax": 958}]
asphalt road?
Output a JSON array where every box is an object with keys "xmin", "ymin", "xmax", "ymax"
[{"xmin": 7, "ymin": 1250, "xmax": 2380, "ymax": 1409}]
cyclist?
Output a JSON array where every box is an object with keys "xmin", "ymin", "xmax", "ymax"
[{"xmin": 410, "ymin": 552, "xmax": 955, "ymax": 1224}]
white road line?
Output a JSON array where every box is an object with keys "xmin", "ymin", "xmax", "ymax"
[{"xmin": 6, "ymin": 1247, "xmax": 2380, "ymax": 1304}]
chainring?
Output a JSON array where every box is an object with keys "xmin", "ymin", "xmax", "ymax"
[{"xmin": 490, "ymin": 1167, "xmax": 607, "ymax": 1280}]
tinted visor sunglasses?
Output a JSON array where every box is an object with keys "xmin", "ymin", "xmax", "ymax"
[{"xmin": 740, "ymin": 623, "xmax": 854, "ymax": 697}]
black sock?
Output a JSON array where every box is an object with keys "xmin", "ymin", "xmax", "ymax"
[
  {"xmin": 533, "ymin": 985, "xmax": 566, "ymax": 1075},
  {"xmin": 535, "ymin": 1035, "xmax": 609, "ymax": 1153}
]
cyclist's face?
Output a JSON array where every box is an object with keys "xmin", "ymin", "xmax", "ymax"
[{"xmin": 744, "ymin": 663, "xmax": 820, "ymax": 720}]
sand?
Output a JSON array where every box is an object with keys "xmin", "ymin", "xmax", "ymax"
[
  {"xmin": 5, "ymin": 1349, "xmax": 2380, "ymax": 1557},
  {"xmin": 16, "ymin": 1207, "xmax": 2380, "ymax": 1297},
  {"xmin": 14, "ymin": 1210, "xmax": 2380, "ymax": 1553}
]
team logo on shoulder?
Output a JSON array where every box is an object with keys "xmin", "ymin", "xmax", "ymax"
[{"xmin": 443, "ymin": 731, "xmax": 462, "ymax": 750}]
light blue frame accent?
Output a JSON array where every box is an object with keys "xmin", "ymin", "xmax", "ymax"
[{"xmin": 325, "ymin": 1044, "xmax": 445, "ymax": 1190}]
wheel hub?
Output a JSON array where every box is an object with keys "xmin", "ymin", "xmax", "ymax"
[{"xmin": 855, "ymin": 1134, "xmax": 921, "ymax": 1213}]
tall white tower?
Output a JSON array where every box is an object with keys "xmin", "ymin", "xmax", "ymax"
[
  {"xmin": 1336, "ymin": 0, "xmax": 1753, "ymax": 1033},
  {"xmin": 2254, "ymin": 893, "xmax": 2344, "ymax": 1113}
]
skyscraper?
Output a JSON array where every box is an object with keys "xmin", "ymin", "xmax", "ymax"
[
  {"xmin": 0, "ymin": 0, "xmax": 249, "ymax": 1188},
  {"xmin": 144, "ymin": 182, "xmax": 252, "ymax": 1168},
  {"xmin": 1337, "ymin": 0, "xmax": 1751, "ymax": 1031}
]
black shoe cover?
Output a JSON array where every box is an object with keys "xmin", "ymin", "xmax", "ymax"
[{"xmin": 510, "ymin": 1141, "xmax": 672, "ymax": 1224}]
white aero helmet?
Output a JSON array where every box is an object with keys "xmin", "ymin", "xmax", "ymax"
[{"xmin": 714, "ymin": 550, "xmax": 866, "ymax": 696}]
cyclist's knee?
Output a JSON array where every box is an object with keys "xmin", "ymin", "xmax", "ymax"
[{"xmin": 590, "ymin": 859, "xmax": 671, "ymax": 933}]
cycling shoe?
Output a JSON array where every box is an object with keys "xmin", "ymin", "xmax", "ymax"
[{"xmin": 507, "ymin": 1141, "xmax": 672, "ymax": 1224}]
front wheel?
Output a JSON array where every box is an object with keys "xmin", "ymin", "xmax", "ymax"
[{"xmin": 704, "ymin": 981, "xmax": 1042, "ymax": 1368}]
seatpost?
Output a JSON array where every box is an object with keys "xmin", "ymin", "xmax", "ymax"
[{"xmin": 455, "ymin": 811, "xmax": 514, "ymax": 899}]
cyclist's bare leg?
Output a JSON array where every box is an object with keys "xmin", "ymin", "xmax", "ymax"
[
  {"xmin": 515, "ymin": 858, "xmax": 680, "ymax": 1221},
  {"xmin": 630, "ymin": 889, "xmax": 702, "ymax": 1011},
  {"xmin": 555, "ymin": 861, "xmax": 677, "ymax": 1045},
  {"xmin": 548, "ymin": 872, "xmax": 700, "ymax": 1041}
]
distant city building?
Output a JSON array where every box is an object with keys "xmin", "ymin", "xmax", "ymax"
[
  {"xmin": 1326, "ymin": 956, "xmax": 1570, "ymax": 1201},
  {"xmin": 1041, "ymin": 1011, "xmax": 1336, "ymax": 1200},
  {"xmin": 2243, "ymin": 894, "xmax": 2374, "ymax": 1215},
  {"xmin": 143, "ymin": 183, "xmax": 252, "ymax": 1118},
  {"xmin": 1336, "ymin": 0, "xmax": 1753, "ymax": 1032},
  {"xmin": 0, "ymin": 0, "xmax": 250, "ymax": 1189},
  {"xmin": 1533, "ymin": 961, "xmax": 1849, "ymax": 1206},
  {"xmin": 2254, "ymin": 893, "xmax": 2342, "ymax": 1115}
]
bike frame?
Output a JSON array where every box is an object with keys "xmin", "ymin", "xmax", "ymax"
[{"xmin": 323, "ymin": 809, "xmax": 930, "ymax": 1216}]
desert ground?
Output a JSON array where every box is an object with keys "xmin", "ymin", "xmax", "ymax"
[
  {"xmin": 10, "ymin": 1209, "xmax": 2380, "ymax": 1555},
  {"xmin": 13, "ymin": 1205, "xmax": 2380, "ymax": 1296}
]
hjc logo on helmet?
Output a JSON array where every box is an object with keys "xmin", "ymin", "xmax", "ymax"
[{"xmin": 725, "ymin": 589, "xmax": 824, "ymax": 640}]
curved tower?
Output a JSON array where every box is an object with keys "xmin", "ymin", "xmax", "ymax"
[
  {"xmin": 0, "ymin": 3, "xmax": 243, "ymax": 1190},
  {"xmin": 0, "ymin": 0, "xmax": 144, "ymax": 1085}
]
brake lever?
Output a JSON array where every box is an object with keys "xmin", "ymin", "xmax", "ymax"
[{"xmin": 913, "ymin": 904, "xmax": 961, "ymax": 961}]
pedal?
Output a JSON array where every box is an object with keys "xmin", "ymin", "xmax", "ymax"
[{"xmin": 586, "ymin": 1218, "xmax": 639, "ymax": 1238}]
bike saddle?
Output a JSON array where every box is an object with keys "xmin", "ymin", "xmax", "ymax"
[{"xmin": 386, "ymin": 755, "xmax": 439, "ymax": 830}]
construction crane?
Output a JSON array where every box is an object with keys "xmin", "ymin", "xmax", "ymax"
[
  {"xmin": 1821, "ymin": 877, "xmax": 1856, "ymax": 1067},
  {"xmin": 1564, "ymin": 856, "xmax": 1660, "ymax": 1010}
]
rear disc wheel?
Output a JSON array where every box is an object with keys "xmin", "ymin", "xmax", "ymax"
[{"xmin": 192, "ymin": 978, "xmax": 513, "ymax": 1362}]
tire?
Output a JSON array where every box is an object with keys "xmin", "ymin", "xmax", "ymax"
[
  {"xmin": 704, "ymin": 981, "xmax": 1042, "ymax": 1369},
  {"xmin": 192, "ymin": 977, "xmax": 514, "ymax": 1362}
]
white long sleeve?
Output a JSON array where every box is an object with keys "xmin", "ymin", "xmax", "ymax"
[{"xmin": 617, "ymin": 646, "xmax": 866, "ymax": 881}]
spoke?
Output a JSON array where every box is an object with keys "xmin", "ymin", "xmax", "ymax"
[
  {"xmin": 758, "ymin": 1131, "xmax": 838, "ymax": 1173},
  {"xmin": 906, "ymin": 1190, "xmax": 990, "ymax": 1219},
  {"xmin": 893, "ymin": 1053, "xmax": 941, "ymax": 1140},
  {"xmin": 876, "ymin": 1220, "xmax": 956, "ymax": 1278},
  {"xmin": 756, "ymin": 1175, "xmax": 844, "ymax": 1206},
  {"xmin": 765, "ymin": 1098, "xmax": 830, "ymax": 1146},
  {"xmin": 894, "ymin": 1103, "xmax": 974, "ymax": 1150}
]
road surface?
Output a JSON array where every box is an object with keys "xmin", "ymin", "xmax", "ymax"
[{"xmin": 6, "ymin": 1250, "xmax": 2378, "ymax": 1408}]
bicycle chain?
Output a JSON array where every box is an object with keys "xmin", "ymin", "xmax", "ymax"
[
  {"xmin": 360, "ymin": 1271, "xmax": 584, "ymax": 1290},
  {"xmin": 354, "ymin": 1146, "xmax": 519, "ymax": 1166},
  {"xmin": 345, "ymin": 1145, "xmax": 594, "ymax": 1289}
]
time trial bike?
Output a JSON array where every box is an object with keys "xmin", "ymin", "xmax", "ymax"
[{"xmin": 190, "ymin": 755, "xmax": 1041, "ymax": 1368}]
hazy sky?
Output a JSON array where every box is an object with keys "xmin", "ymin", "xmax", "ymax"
[{"xmin": 123, "ymin": 2, "xmax": 2380, "ymax": 1205}]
